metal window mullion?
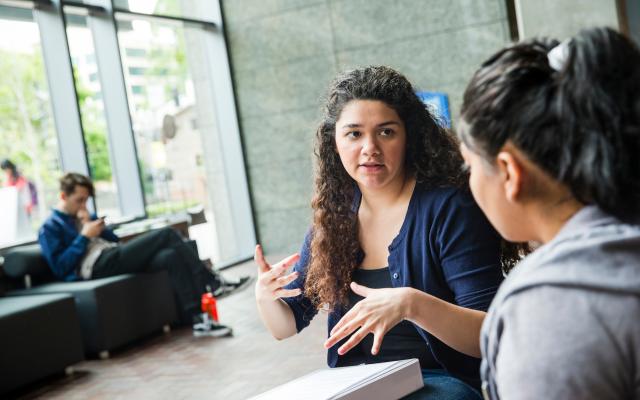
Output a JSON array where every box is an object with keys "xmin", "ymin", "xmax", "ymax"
[
  {"xmin": 203, "ymin": 0, "xmax": 256, "ymax": 257},
  {"xmin": 34, "ymin": 1, "xmax": 89, "ymax": 177},
  {"xmin": 87, "ymin": 6, "xmax": 146, "ymax": 218}
]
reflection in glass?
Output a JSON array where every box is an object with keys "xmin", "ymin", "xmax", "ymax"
[{"xmin": 0, "ymin": 7, "xmax": 61, "ymax": 247}]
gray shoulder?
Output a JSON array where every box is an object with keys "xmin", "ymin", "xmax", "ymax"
[
  {"xmin": 498, "ymin": 285, "xmax": 640, "ymax": 340},
  {"xmin": 492, "ymin": 286, "xmax": 639, "ymax": 399}
]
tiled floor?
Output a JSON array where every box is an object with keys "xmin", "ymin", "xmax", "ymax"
[{"xmin": 13, "ymin": 256, "xmax": 327, "ymax": 400}]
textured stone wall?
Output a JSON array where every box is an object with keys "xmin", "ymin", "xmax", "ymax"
[
  {"xmin": 515, "ymin": 0, "xmax": 619, "ymax": 40},
  {"xmin": 221, "ymin": 0, "xmax": 511, "ymax": 253}
]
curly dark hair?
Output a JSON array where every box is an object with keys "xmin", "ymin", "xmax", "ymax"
[
  {"xmin": 305, "ymin": 66, "xmax": 522, "ymax": 311},
  {"xmin": 459, "ymin": 27, "xmax": 640, "ymax": 221}
]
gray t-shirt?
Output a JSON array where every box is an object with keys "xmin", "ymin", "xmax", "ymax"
[
  {"xmin": 78, "ymin": 237, "xmax": 117, "ymax": 279},
  {"xmin": 75, "ymin": 219, "xmax": 117, "ymax": 279},
  {"xmin": 480, "ymin": 206, "xmax": 640, "ymax": 399}
]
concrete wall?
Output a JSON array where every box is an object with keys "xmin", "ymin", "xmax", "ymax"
[
  {"xmin": 221, "ymin": 0, "xmax": 512, "ymax": 254},
  {"xmin": 626, "ymin": 0, "xmax": 640, "ymax": 46},
  {"xmin": 515, "ymin": 0, "xmax": 619, "ymax": 40}
]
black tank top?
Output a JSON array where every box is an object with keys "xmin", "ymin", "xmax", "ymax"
[{"xmin": 335, "ymin": 267, "xmax": 439, "ymax": 369}]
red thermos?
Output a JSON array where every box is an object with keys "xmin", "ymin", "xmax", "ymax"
[{"xmin": 201, "ymin": 292, "xmax": 219, "ymax": 322}]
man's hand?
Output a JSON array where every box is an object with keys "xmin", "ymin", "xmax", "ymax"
[
  {"xmin": 81, "ymin": 218, "xmax": 105, "ymax": 238},
  {"xmin": 76, "ymin": 208, "xmax": 91, "ymax": 223}
]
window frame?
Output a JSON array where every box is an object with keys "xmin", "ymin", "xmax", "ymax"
[{"xmin": 0, "ymin": 0, "xmax": 257, "ymax": 267}]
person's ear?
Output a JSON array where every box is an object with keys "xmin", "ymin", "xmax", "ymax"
[
  {"xmin": 496, "ymin": 151, "xmax": 523, "ymax": 202},
  {"xmin": 59, "ymin": 191, "xmax": 66, "ymax": 201}
]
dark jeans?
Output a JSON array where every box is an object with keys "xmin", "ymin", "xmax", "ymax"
[
  {"xmin": 92, "ymin": 228, "xmax": 218, "ymax": 325},
  {"xmin": 403, "ymin": 369, "xmax": 482, "ymax": 400}
]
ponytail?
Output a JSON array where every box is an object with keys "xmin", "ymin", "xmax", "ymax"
[
  {"xmin": 555, "ymin": 28, "xmax": 640, "ymax": 219},
  {"xmin": 460, "ymin": 27, "xmax": 640, "ymax": 220}
]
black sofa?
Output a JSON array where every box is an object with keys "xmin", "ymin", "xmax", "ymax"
[
  {"xmin": 0, "ymin": 292, "xmax": 84, "ymax": 395},
  {"xmin": 3, "ymin": 244, "xmax": 178, "ymax": 357}
]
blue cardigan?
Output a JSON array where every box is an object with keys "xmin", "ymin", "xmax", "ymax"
[
  {"xmin": 283, "ymin": 185, "xmax": 503, "ymax": 388},
  {"xmin": 38, "ymin": 209, "xmax": 119, "ymax": 281}
]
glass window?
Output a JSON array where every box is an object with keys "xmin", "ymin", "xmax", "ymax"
[
  {"xmin": 125, "ymin": 47, "xmax": 146, "ymax": 57},
  {"xmin": 128, "ymin": 66, "xmax": 146, "ymax": 75},
  {"xmin": 0, "ymin": 7, "xmax": 62, "ymax": 247},
  {"xmin": 65, "ymin": 11, "xmax": 121, "ymax": 218},
  {"xmin": 0, "ymin": 2, "xmax": 254, "ymax": 263},
  {"xmin": 113, "ymin": 0, "xmax": 215, "ymax": 23},
  {"xmin": 131, "ymin": 85, "xmax": 145, "ymax": 94},
  {"xmin": 116, "ymin": 16, "xmax": 230, "ymax": 263}
]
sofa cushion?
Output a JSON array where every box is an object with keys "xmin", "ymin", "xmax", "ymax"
[
  {"xmin": 8, "ymin": 271, "xmax": 178, "ymax": 354},
  {"xmin": 0, "ymin": 293, "xmax": 84, "ymax": 395}
]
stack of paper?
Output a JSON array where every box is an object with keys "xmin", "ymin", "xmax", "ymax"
[{"xmin": 250, "ymin": 358, "xmax": 423, "ymax": 400}]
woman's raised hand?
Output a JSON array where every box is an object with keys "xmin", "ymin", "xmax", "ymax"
[{"xmin": 254, "ymin": 244, "xmax": 302, "ymax": 302}]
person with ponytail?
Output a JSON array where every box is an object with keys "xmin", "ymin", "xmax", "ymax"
[
  {"xmin": 254, "ymin": 66, "xmax": 521, "ymax": 399},
  {"xmin": 457, "ymin": 27, "xmax": 640, "ymax": 399}
]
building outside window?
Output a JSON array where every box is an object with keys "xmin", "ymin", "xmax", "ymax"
[{"xmin": 117, "ymin": 15, "xmax": 228, "ymax": 262}]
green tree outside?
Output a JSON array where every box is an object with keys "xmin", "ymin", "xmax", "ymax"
[
  {"xmin": 0, "ymin": 48, "xmax": 59, "ymax": 225},
  {"xmin": 73, "ymin": 67, "xmax": 112, "ymax": 182}
]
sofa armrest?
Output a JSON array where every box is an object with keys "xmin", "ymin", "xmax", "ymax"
[{"xmin": 3, "ymin": 244, "xmax": 53, "ymax": 285}]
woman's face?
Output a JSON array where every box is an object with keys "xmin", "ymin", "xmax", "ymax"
[
  {"xmin": 460, "ymin": 141, "xmax": 529, "ymax": 242},
  {"xmin": 334, "ymin": 100, "xmax": 407, "ymax": 191}
]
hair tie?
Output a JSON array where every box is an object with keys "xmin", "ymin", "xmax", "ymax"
[{"xmin": 547, "ymin": 40, "xmax": 571, "ymax": 71}]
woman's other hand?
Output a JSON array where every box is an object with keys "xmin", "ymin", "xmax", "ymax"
[
  {"xmin": 324, "ymin": 282, "xmax": 413, "ymax": 356},
  {"xmin": 254, "ymin": 244, "xmax": 302, "ymax": 302}
]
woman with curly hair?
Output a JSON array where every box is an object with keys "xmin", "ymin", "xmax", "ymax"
[{"xmin": 255, "ymin": 66, "xmax": 515, "ymax": 398}]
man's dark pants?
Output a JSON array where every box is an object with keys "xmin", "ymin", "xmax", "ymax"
[{"xmin": 92, "ymin": 228, "xmax": 217, "ymax": 325}]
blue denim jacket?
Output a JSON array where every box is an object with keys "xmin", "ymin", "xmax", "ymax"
[
  {"xmin": 38, "ymin": 209, "xmax": 119, "ymax": 281},
  {"xmin": 283, "ymin": 186, "xmax": 503, "ymax": 389}
]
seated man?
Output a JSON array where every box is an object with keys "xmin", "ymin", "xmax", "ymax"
[{"xmin": 38, "ymin": 172, "xmax": 250, "ymax": 336}]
